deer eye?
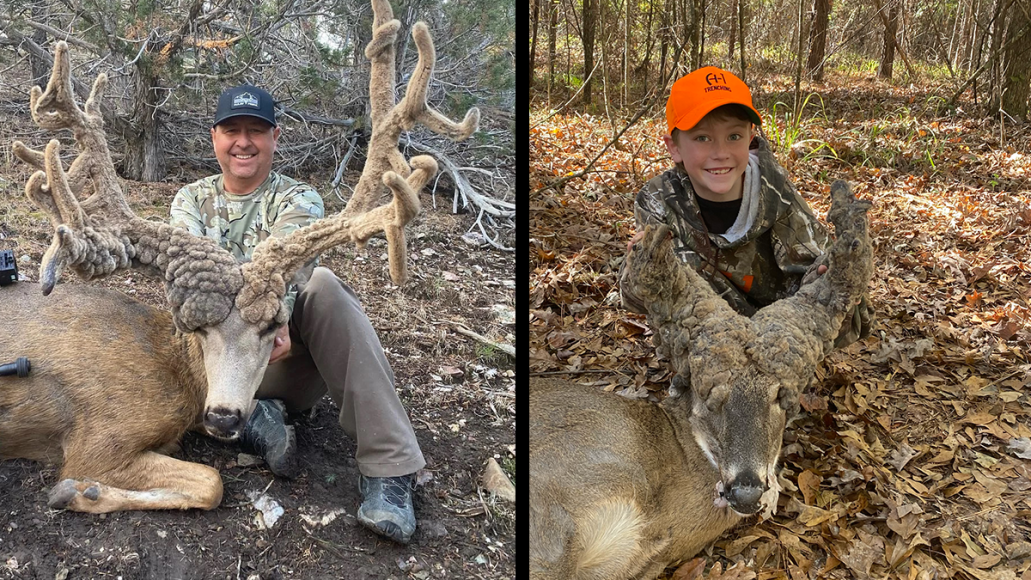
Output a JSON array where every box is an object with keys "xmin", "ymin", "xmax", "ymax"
[{"xmin": 260, "ymin": 323, "xmax": 278, "ymax": 337}]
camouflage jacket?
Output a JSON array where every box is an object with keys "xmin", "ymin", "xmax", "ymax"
[
  {"xmin": 170, "ymin": 171, "xmax": 325, "ymax": 313},
  {"xmin": 620, "ymin": 136, "xmax": 872, "ymax": 348}
]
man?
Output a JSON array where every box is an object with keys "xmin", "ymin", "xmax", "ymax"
[{"xmin": 171, "ymin": 85, "xmax": 425, "ymax": 544}]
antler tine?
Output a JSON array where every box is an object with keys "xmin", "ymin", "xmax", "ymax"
[
  {"xmin": 398, "ymin": 23, "xmax": 480, "ymax": 142},
  {"xmin": 29, "ymin": 41, "xmax": 86, "ymax": 132},
  {"xmin": 621, "ymin": 225, "xmax": 755, "ymax": 397},
  {"xmin": 340, "ymin": 0, "xmax": 479, "ymax": 278}
]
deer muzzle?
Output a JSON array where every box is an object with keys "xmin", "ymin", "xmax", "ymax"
[
  {"xmin": 204, "ymin": 407, "xmax": 244, "ymax": 440},
  {"xmin": 723, "ymin": 471, "xmax": 765, "ymax": 515}
]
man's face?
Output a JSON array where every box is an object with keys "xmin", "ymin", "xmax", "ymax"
[
  {"xmin": 664, "ymin": 115, "xmax": 754, "ymax": 202},
  {"xmin": 211, "ymin": 116, "xmax": 280, "ymax": 193}
]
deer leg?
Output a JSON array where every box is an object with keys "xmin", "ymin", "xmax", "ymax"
[{"xmin": 50, "ymin": 451, "xmax": 222, "ymax": 513}]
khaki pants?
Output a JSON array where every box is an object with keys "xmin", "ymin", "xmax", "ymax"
[{"xmin": 256, "ymin": 267, "xmax": 425, "ymax": 478}]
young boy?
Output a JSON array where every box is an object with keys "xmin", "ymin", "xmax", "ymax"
[{"xmin": 620, "ymin": 66, "xmax": 871, "ymax": 348}]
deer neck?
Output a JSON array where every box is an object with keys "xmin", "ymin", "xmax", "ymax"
[
  {"xmin": 658, "ymin": 391, "xmax": 698, "ymax": 451},
  {"xmin": 172, "ymin": 329, "xmax": 210, "ymax": 422}
]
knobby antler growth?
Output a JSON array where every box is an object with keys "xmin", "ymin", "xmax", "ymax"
[
  {"xmin": 17, "ymin": 10, "xmax": 479, "ymax": 329},
  {"xmin": 13, "ymin": 42, "xmax": 242, "ymax": 331},
  {"xmin": 622, "ymin": 180, "xmax": 873, "ymax": 396}
]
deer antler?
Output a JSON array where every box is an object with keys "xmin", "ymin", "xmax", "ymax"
[
  {"xmin": 749, "ymin": 181, "xmax": 873, "ymax": 382},
  {"xmin": 235, "ymin": 0, "xmax": 481, "ymax": 323},
  {"xmin": 345, "ymin": 0, "xmax": 478, "ymax": 265},
  {"xmin": 13, "ymin": 41, "xmax": 243, "ymax": 330},
  {"xmin": 621, "ymin": 225, "xmax": 755, "ymax": 399},
  {"xmin": 622, "ymin": 181, "xmax": 873, "ymax": 395}
]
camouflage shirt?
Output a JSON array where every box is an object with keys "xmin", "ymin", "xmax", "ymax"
[
  {"xmin": 170, "ymin": 171, "xmax": 325, "ymax": 313},
  {"xmin": 620, "ymin": 136, "xmax": 872, "ymax": 347}
]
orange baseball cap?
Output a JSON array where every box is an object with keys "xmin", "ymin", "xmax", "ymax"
[{"xmin": 665, "ymin": 67, "xmax": 762, "ymax": 135}]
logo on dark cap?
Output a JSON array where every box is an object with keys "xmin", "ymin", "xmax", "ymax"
[{"xmin": 232, "ymin": 92, "xmax": 260, "ymax": 109}]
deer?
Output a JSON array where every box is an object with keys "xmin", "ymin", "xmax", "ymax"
[
  {"xmin": 0, "ymin": 0, "xmax": 478, "ymax": 514},
  {"xmin": 529, "ymin": 181, "xmax": 874, "ymax": 580}
]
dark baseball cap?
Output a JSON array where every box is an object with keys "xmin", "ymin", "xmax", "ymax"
[{"xmin": 213, "ymin": 85, "xmax": 277, "ymax": 128}]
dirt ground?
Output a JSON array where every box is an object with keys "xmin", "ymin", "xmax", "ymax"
[{"xmin": 0, "ymin": 164, "xmax": 516, "ymax": 577}]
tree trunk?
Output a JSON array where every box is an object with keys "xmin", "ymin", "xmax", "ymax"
[
  {"xmin": 659, "ymin": 0, "xmax": 670, "ymax": 82},
  {"xmin": 122, "ymin": 62, "xmax": 165, "ymax": 182},
  {"xmin": 698, "ymin": 0, "xmax": 707, "ymax": 68},
  {"xmin": 729, "ymin": 0, "xmax": 738, "ymax": 59},
  {"xmin": 618, "ymin": 0, "xmax": 626, "ymax": 107},
  {"xmin": 688, "ymin": 0, "xmax": 701, "ymax": 70},
  {"xmin": 640, "ymin": 0, "xmax": 655, "ymax": 96},
  {"xmin": 28, "ymin": 4, "xmax": 49, "ymax": 86},
  {"xmin": 793, "ymin": 0, "xmax": 805, "ymax": 114},
  {"xmin": 806, "ymin": 0, "xmax": 830, "ymax": 81},
  {"xmin": 530, "ymin": 0, "xmax": 541, "ymax": 93},
  {"xmin": 548, "ymin": 0, "xmax": 558, "ymax": 107},
  {"xmin": 1002, "ymin": 0, "xmax": 1030, "ymax": 119},
  {"xmin": 583, "ymin": 0, "xmax": 595, "ymax": 105},
  {"xmin": 987, "ymin": 0, "xmax": 1009, "ymax": 110},
  {"xmin": 879, "ymin": 0, "xmax": 899, "ymax": 79},
  {"xmin": 738, "ymin": 0, "xmax": 747, "ymax": 80}
]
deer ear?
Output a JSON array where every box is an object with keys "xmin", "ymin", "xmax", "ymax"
[{"xmin": 777, "ymin": 386, "xmax": 800, "ymax": 418}]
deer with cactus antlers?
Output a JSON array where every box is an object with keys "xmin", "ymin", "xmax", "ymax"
[{"xmin": 0, "ymin": 0, "xmax": 477, "ymax": 534}]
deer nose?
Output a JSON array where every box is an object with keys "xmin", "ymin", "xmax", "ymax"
[
  {"xmin": 725, "ymin": 472, "xmax": 764, "ymax": 514},
  {"xmin": 205, "ymin": 408, "xmax": 243, "ymax": 438}
]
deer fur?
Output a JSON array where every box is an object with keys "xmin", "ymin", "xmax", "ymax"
[
  {"xmin": 1, "ymin": 0, "xmax": 478, "ymax": 513},
  {"xmin": 530, "ymin": 181, "xmax": 873, "ymax": 580}
]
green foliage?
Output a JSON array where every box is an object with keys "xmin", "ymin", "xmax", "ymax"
[
  {"xmin": 134, "ymin": 0, "xmax": 158, "ymax": 18},
  {"xmin": 446, "ymin": 91, "xmax": 479, "ymax": 117},
  {"xmin": 829, "ymin": 51, "xmax": 879, "ymax": 76},
  {"xmin": 764, "ymin": 94, "xmax": 837, "ymax": 163},
  {"xmin": 476, "ymin": 343, "xmax": 507, "ymax": 366}
]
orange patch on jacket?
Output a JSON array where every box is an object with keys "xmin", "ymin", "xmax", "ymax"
[{"xmin": 721, "ymin": 272, "xmax": 754, "ymax": 293}]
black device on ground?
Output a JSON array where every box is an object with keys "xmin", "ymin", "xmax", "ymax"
[
  {"xmin": 0, "ymin": 250, "xmax": 17, "ymax": 286},
  {"xmin": 0, "ymin": 357, "xmax": 31, "ymax": 378}
]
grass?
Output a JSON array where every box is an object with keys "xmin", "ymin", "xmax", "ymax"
[{"xmin": 763, "ymin": 93, "xmax": 838, "ymax": 163}]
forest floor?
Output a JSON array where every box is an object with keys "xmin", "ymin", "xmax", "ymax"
[
  {"xmin": 0, "ymin": 111, "xmax": 516, "ymax": 577},
  {"xmin": 530, "ymin": 72, "xmax": 1031, "ymax": 580}
]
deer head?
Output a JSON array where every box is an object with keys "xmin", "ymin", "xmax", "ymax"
[
  {"xmin": 13, "ymin": 0, "xmax": 479, "ymax": 441},
  {"xmin": 622, "ymin": 180, "xmax": 872, "ymax": 517}
]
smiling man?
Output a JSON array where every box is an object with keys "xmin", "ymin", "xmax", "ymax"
[
  {"xmin": 620, "ymin": 67, "xmax": 872, "ymax": 349},
  {"xmin": 170, "ymin": 85, "xmax": 426, "ymax": 544}
]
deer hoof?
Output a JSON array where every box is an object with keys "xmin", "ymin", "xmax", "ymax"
[
  {"xmin": 47, "ymin": 479, "xmax": 79, "ymax": 509},
  {"xmin": 83, "ymin": 485, "xmax": 101, "ymax": 501}
]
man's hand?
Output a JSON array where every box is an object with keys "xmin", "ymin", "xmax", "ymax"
[{"xmin": 269, "ymin": 324, "xmax": 292, "ymax": 364}]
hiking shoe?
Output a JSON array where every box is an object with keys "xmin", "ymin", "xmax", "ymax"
[
  {"xmin": 241, "ymin": 399, "xmax": 299, "ymax": 479},
  {"xmin": 357, "ymin": 474, "xmax": 417, "ymax": 544}
]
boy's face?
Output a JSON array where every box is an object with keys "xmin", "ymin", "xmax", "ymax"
[{"xmin": 664, "ymin": 115, "xmax": 754, "ymax": 202}]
